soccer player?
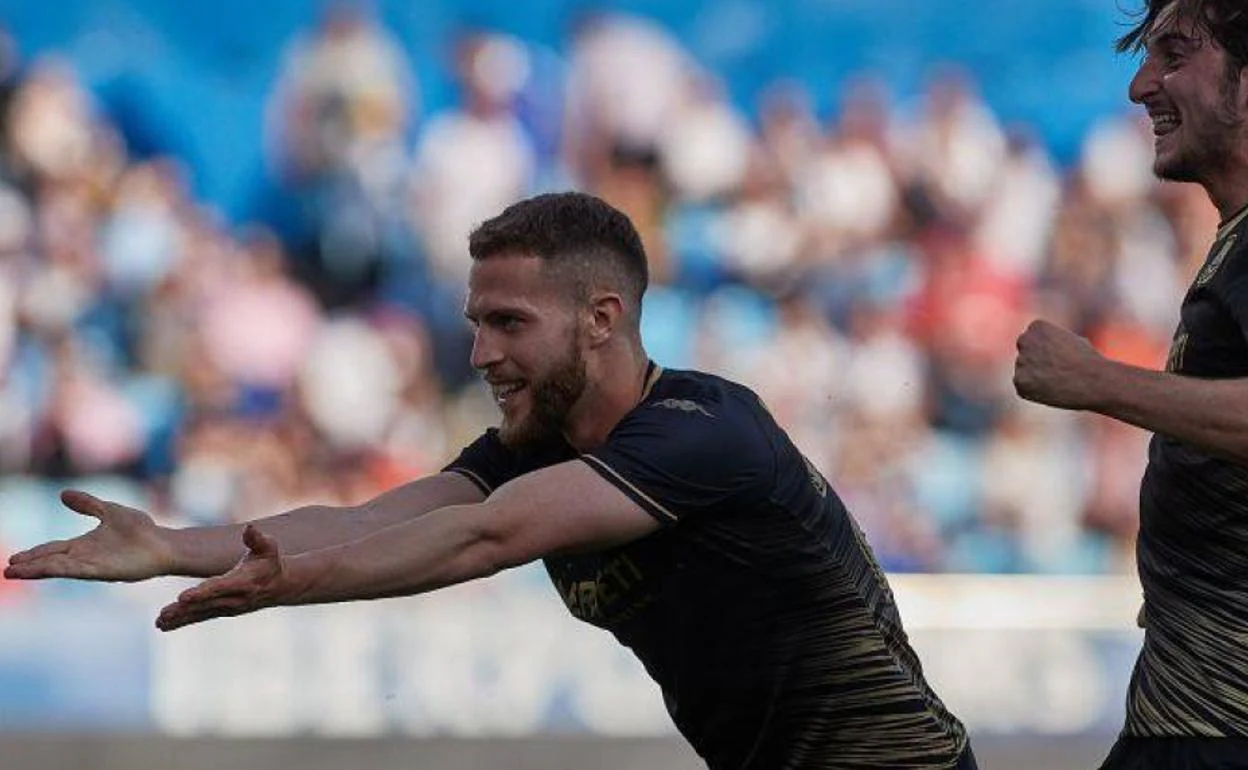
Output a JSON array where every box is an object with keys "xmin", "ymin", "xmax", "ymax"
[
  {"xmin": 1014, "ymin": 2, "xmax": 1248, "ymax": 767},
  {"xmin": 8, "ymin": 192, "xmax": 975, "ymax": 769}
]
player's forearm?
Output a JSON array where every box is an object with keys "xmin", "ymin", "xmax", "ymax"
[
  {"xmin": 164, "ymin": 504, "xmax": 360, "ymax": 577},
  {"xmin": 281, "ymin": 504, "xmax": 510, "ymax": 605},
  {"xmin": 166, "ymin": 474, "xmax": 487, "ymax": 577},
  {"xmin": 1091, "ymin": 361, "xmax": 1248, "ymax": 463}
]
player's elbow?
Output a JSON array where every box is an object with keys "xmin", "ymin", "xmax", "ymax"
[{"xmin": 457, "ymin": 507, "xmax": 541, "ymax": 579}]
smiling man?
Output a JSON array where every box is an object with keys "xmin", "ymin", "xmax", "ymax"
[
  {"xmin": 7, "ymin": 192, "xmax": 974, "ymax": 769},
  {"xmin": 1013, "ymin": 2, "xmax": 1248, "ymax": 768}
]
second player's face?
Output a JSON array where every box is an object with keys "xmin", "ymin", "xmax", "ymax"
[
  {"xmin": 465, "ymin": 254, "xmax": 588, "ymax": 449},
  {"xmin": 1128, "ymin": 3, "xmax": 1247, "ymax": 183}
]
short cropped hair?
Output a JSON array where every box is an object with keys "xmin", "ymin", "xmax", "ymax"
[
  {"xmin": 468, "ymin": 192, "xmax": 649, "ymax": 321},
  {"xmin": 1117, "ymin": 0, "xmax": 1248, "ymax": 77}
]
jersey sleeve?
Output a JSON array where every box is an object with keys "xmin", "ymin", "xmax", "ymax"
[
  {"xmin": 442, "ymin": 430, "xmax": 577, "ymax": 495},
  {"xmin": 580, "ymin": 394, "xmax": 776, "ymax": 526},
  {"xmin": 441, "ymin": 430, "xmax": 514, "ymax": 495}
]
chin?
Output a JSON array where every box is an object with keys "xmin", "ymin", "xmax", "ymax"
[
  {"xmin": 498, "ymin": 417, "xmax": 555, "ymax": 450},
  {"xmin": 1154, "ymin": 156, "xmax": 1200, "ymax": 184},
  {"xmin": 497, "ymin": 419, "xmax": 525, "ymax": 447}
]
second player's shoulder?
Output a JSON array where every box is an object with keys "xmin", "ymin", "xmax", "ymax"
[{"xmin": 1203, "ymin": 207, "xmax": 1248, "ymax": 287}]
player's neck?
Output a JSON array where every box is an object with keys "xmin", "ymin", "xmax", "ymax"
[
  {"xmin": 1202, "ymin": 152, "xmax": 1248, "ymax": 224},
  {"xmin": 562, "ymin": 346, "xmax": 651, "ymax": 451}
]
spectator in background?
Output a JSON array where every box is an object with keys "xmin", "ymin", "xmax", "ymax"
[
  {"xmin": 561, "ymin": 11, "xmax": 694, "ymax": 186},
  {"xmin": 0, "ymin": 5, "xmax": 1223, "ymax": 589},
  {"xmin": 658, "ymin": 74, "xmax": 752, "ymax": 205},
  {"xmin": 757, "ymin": 81, "xmax": 821, "ymax": 191},
  {"xmin": 264, "ymin": 1, "xmax": 415, "ymax": 309},
  {"xmin": 908, "ymin": 226, "xmax": 1030, "ymax": 436},
  {"xmin": 29, "ymin": 335, "xmax": 144, "ymax": 479},
  {"xmin": 903, "ymin": 66, "xmax": 1007, "ymax": 227},
  {"xmin": 5, "ymin": 58, "xmax": 99, "ymax": 190},
  {"xmin": 972, "ymin": 128, "xmax": 1062, "ymax": 278},
  {"xmin": 712, "ymin": 146, "xmax": 805, "ymax": 292},
  {"xmin": 408, "ymin": 31, "xmax": 536, "ymax": 286},
  {"xmin": 799, "ymin": 76, "xmax": 902, "ymax": 254},
  {"xmin": 267, "ymin": 1, "xmax": 413, "ymax": 185},
  {"xmin": 197, "ymin": 229, "xmax": 320, "ymax": 416}
]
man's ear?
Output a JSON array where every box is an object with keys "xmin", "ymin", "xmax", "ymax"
[{"xmin": 586, "ymin": 291, "xmax": 625, "ymax": 347}]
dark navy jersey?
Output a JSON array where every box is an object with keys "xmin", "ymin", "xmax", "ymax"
[
  {"xmin": 445, "ymin": 365, "xmax": 968, "ymax": 769},
  {"xmin": 1129, "ymin": 204, "xmax": 1248, "ymax": 737}
]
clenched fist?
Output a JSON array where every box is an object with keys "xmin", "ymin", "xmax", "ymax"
[{"xmin": 1013, "ymin": 320, "xmax": 1107, "ymax": 410}]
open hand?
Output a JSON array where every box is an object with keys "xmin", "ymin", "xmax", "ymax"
[
  {"xmin": 4, "ymin": 490, "xmax": 175, "ymax": 582},
  {"xmin": 156, "ymin": 525, "xmax": 291, "ymax": 632}
]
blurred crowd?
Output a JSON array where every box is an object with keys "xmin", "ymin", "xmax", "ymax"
[{"xmin": 0, "ymin": 5, "xmax": 1221, "ymax": 599}]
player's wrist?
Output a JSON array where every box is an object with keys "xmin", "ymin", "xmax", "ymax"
[
  {"xmin": 1081, "ymin": 357, "xmax": 1132, "ymax": 413},
  {"xmin": 280, "ymin": 549, "xmax": 332, "ymax": 605},
  {"xmin": 161, "ymin": 526, "xmax": 227, "ymax": 578}
]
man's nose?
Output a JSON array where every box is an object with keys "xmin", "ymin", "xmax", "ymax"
[
  {"xmin": 470, "ymin": 329, "xmax": 503, "ymax": 370},
  {"xmin": 1129, "ymin": 56, "xmax": 1159, "ymax": 105}
]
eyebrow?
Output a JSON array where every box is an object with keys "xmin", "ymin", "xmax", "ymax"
[
  {"xmin": 463, "ymin": 308, "xmax": 527, "ymax": 324},
  {"xmin": 1143, "ymin": 24, "xmax": 1203, "ymax": 53},
  {"xmin": 1147, "ymin": 30, "xmax": 1196, "ymax": 52}
]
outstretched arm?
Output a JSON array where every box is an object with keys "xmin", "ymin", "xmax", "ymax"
[
  {"xmin": 156, "ymin": 459, "xmax": 660, "ymax": 631},
  {"xmin": 1014, "ymin": 320, "xmax": 1248, "ymax": 464},
  {"xmin": 5, "ymin": 472, "xmax": 487, "ymax": 582},
  {"xmin": 166, "ymin": 472, "xmax": 487, "ymax": 576}
]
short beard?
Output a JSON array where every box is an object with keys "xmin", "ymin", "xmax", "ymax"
[
  {"xmin": 498, "ymin": 338, "xmax": 587, "ymax": 451},
  {"xmin": 1156, "ymin": 71, "xmax": 1245, "ymax": 183}
]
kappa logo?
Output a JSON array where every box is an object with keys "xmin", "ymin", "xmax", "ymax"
[
  {"xmin": 650, "ymin": 398, "xmax": 714, "ymax": 418},
  {"xmin": 1196, "ymin": 234, "xmax": 1237, "ymax": 286}
]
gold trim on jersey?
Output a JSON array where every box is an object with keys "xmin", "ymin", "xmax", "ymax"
[
  {"xmin": 641, "ymin": 360, "xmax": 663, "ymax": 400},
  {"xmin": 449, "ymin": 467, "xmax": 493, "ymax": 495},
  {"xmin": 580, "ymin": 454, "xmax": 679, "ymax": 523},
  {"xmin": 1196, "ymin": 235, "xmax": 1239, "ymax": 286},
  {"xmin": 1216, "ymin": 203, "xmax": 1248, "ymax": 241}
]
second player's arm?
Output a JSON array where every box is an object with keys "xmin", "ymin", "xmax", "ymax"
[
  {"xmin": 1082, "ymin": 361, "xmax": 1248, "ymax": 464},
  {"xmin": 1015, "ymin": 320, "xmax": 1248, "ymax": 464}
]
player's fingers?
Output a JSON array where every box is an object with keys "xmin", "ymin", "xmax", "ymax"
[
  {"xmin": 156, "ymin": 596, "xmax": 249, "ymax": 631},
  {"xmin": 3, "ymin": 553, "xmax": 98, "ymax": 580},
  {"xmin": 6, "ymin": 539, "xmax": 71, "ymax": 565},
  {"xmin": 59, "ymin": 490, "xmax": 106, "ymax": 520},
  {"xmin": 177, "ymin": 576, "xmax": 251, "ymax": 604},
  {"xmin": 242, "ymin": 524, "xmax": 277, "ymax": 556}
]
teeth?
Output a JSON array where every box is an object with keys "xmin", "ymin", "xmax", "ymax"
[{"xmin": 492, "ymin": 382, "xmax": 523, "ymax": 401}]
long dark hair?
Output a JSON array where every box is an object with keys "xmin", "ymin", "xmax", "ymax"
[{"xmin": 1117, "ymin": 0, "xmax": 1248, "ymax": 76}]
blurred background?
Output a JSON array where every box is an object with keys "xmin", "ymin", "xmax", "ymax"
[{"xmin": 0, "ymin": 0, "xmax": 1203, "ymax": 768}]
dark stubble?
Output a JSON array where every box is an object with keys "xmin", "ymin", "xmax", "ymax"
[
  {"xmin": 1157, "ymin": 70, "xmax": 1244, "ymax": 183},
  {"xmin": 498, "ymin": 332, "xmax": 588, "ymax": 450}
]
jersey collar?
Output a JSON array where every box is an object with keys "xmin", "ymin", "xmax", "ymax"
[
  {"xmin": 641, "ymin": 359, "xmax": 663, "ymax": 401},
  {"xmin": 1217, "ymin": 202, "xmax": 1248, "ymax": 241}
]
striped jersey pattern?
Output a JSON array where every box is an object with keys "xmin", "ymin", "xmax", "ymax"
[
  {"xmin": 447, "ymin": 366, "xmax": 968, "ymax": 768},
  {"xmin": 1127, "ymin": 204, "xmax": 1248, "ymax": 737}
]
